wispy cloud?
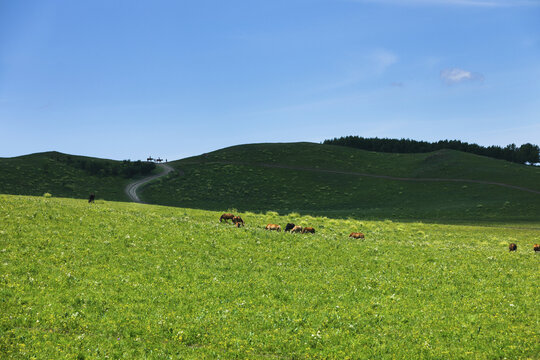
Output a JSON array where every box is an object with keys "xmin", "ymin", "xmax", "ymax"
[
  {"xmin": 371, "ymin": 49, "xmax": 398, "ymax": 71},
  {"xmin": 352, "ymin": 0, "xmax": 540, "ymax": 7},
  {"xmin": 311, "ymin": 49, "xmax": 399, "ymax": 93},
  {"xmin": 440, "ymin": 68, "xmax": 484, "ymax": 84}
]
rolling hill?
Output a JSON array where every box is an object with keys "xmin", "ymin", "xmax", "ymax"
[
  {"xmin": 141, "ymin": 142, "xmax": 540, "ymax": 222},
  {"xmin": 2, "ymin": 143, "xmax": 539, "ymax": 223},
  {"xmin": 0, "ymin": 151, "xmax": 157, "ymax": 202}
]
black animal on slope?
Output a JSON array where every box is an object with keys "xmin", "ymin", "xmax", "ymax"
[
  {"xmin": 88, "ymin": 193, "xmax": 95, "ymax": 203},
  {"xmin": 284, "ymin": 223, "xmax": 295, "ymax": 232}
]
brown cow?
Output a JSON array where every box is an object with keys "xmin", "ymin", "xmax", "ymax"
[
  {"xmin": 509, "ymin": 243, "xmax": 517, "ymax": 251},
  {"xmin": 302, "ymin": 227, "xmax": 315, "ymax": 234},
  {"xmin": 534, "ymin": 244, "xmax": 540, "ymax": 252},
  {"xmin": 290, "ymin": 225, "xmax": 303, "ymax": 233},
  {"xmin": 220, "ymin": 213, "xmax": 235, "ymax": 222},
  {"xmin": 265, "ymin": 224, "xmax": 281, "ymax": 231},
  {"xmin": 349, "ymin": 232, "xmax": 365, "ymax": 239},
  {"xmin": 232, "ymin": 216, "xmax": 244, "ymax": 227}
]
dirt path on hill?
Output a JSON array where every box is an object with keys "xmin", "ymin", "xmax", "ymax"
[
  {"xmin": 204, "ymin": 160, "xmax": 540, "ymax": 195},
  {"xmin": 125, "ymin": 163, "xmax": 175, "ymax": 203},
  {"xmin": 256, "ymin": 163, "xmax": 540, "ymax": 194}
]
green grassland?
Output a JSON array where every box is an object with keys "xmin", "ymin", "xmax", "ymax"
[
  {"xmin": 142, "ymin": 143, "xmax": 540, "ymax": 222},
  {"xmin": 1, "ymin": 194, "xmax": 538, "ymax": 359},
  {"xmin": 0, "ymin": 152, "xmax": 156, "ymax": 202}
]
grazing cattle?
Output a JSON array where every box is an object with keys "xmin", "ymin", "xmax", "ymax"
[
  {"xmin": 349, "ymin": 232, "xmax": 365, "ymax": 239},
  {"xmin": 284, "ymin": 223, "xmax": 295, "ymax": 232},
  {"xmin": 509, "ymin": 243, "xmax": 517, "ymax": 252},
  {"xmin": 291, "ymin": 225, "xmax": 303, "ymax": 233},
  {"xmin": 88, "ymin": 193, "xmax": 95, "ymax": 203},
  {"xmin": 534, "ymin": 244, "xmax": 540, "ymax": 252},
  {"xmin": 302, "ymin": 227, "xmax": 315, "ymax": 234},
  {"xmin": 265, "ymin": 224, "xmax": 281, "ymax": 231},
  {"xmin": 232, "ymin": 216, "xmax": 244, "ymax": 227},
  {"xmin": 220, "ymin": 213, "xmax": 235, "ymax": 222}
]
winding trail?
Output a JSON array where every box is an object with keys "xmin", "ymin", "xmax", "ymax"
[
  {"xmin": 256, "ymin": 163, "xmax": 540, "ymax": 195},
  {"xmin": 206, "ymin": 160, "xmax": 540, "ymax": 195},
  {"xmin": 125, "ymin": 163, "xmax": 175, "ymax": 203}
]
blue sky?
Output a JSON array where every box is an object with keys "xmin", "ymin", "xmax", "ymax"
[{"xmin": 1, "ymin": 0, "xmax": 539, "ymax": 160}]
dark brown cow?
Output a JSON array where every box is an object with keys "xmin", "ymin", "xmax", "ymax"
[
  {"xmin": 232, "ymin": 216, "xmax": 244, "ymax": 227},
  {"xmin": 290, "ymin": 225, "xmax": 303, "ymax": 233},
  {"xmin": 509, "ymin": 243, "xmax": 517, "ymax": 252},
  {"xmin": 349, "ymin": 232, "xmax": 365, "ymax": 239},
  {"xmin": 219, "ymin": 213, "xmax": 235, "ymax": 222},
  {"xmin": 265, "ymin": 224, "xmax": 281, "ymax": 231},
  {"xmin": 88, "ymin": 193, "xmax": 95, "ymax": 203},
  {"xmin": 284, "ymin": 223, "xmax": 295, "ymax": 232},
  {"xmin": 302, "ymin": 227, "xmax": 315, "ymax": 234},
  {"xmin": 534, "ymin": 244, "xmax": 540, "ymax": 252}
]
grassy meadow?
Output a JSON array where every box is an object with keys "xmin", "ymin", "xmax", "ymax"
[
  {"xmin": 142, "ymin": 143, "xmax": 540, "ymax": 222},
  {"xmin": 1, "ymin": 194, "xmax": 538, "ymax": 359}
]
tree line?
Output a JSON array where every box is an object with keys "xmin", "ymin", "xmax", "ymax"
[
  {"xmin": 322, "ymin": 136, "xmax": 540, "ymax": 165},
  {"xmin": 52, "ymin": 154, "xmax": 156, "ymax": 177}
]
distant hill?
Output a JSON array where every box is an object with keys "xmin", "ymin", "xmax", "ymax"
[
  {"xmin": 0, "ymin": 151, "xmax": 156, "ymax": 201},
  {"xmin": 323, "ymin": 136, "xmax": 540, "ymax": 165},
  {"xmin": 141, "ymin": 142, "xmax": 540, "ymax": 222}
]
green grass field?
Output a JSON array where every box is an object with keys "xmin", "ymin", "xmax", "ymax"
[
  {"xmin": 1, "ymin": 194, "xmax": 538, "ymax": 359},
  {"xmin": 142, "ymin": 143, "xmax": 540, "ymax": 222}
]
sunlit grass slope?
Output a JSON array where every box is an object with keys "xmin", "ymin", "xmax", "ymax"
[
  {"xmin": 0, "ymin": 152, "xmax": 142, "ymax": 201},
  {"xmin": 142, "ymin": 142, "xmax": 540, "ymax": 222},
  {"xmin": 1, "ymin": 194, "xmax": 538, "ymax": 359}
]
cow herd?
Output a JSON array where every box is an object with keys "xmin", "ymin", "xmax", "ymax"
[
  {"xmin": 220, "ymin": 213, "xmax": 540, "ymax": 250},
  {"xmin": 220, "ymin": 213, "xmax": 363, "ymax": 238},
  {"xmin": 88, "ymin": 198, "xmax": 539, "ymax": 250}
]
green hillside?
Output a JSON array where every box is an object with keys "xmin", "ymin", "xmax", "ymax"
[
  {"xmin": 0, "ymin": 152, "xmax": 156, "ymax": 202},
  {"xmin": 1, "ymin": 194, "xmax": 538, "ymax": 359},
  {"xmin": 142, "ymin": 143, "xmax": 540, "ymax": 222}
]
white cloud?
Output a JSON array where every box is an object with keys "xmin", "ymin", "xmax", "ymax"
[
  {"xmin": 440, "ymin": 68, "xmax": 484, "ymax": 84},
  {"xmin": 353, "ymin": 0, "xmax": 540, "ymax": 7}
]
